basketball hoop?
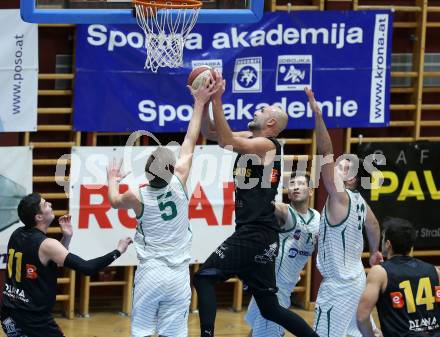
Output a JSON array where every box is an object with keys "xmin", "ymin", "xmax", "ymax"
[{"xmin": 133, "ymin": 0, "xmax": 202, "ymax": 72}]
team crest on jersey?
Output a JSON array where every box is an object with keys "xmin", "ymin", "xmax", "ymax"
[
  {"xmin": 306, "ymin": 232, "xmax": 318, "ymax": 247},
  {"xmin": 25, "ymin": 264, "xmax": 38, "ymax": 279},
  {"xmin": 293, "ymin": 229, "xmax": 301, "ymax": 240},
  {"xmin": 435, "ymin": 286, "xmax": 440, "ymax": 302},
  {"xmin": 390, "ymin": 292, "xmax": 405, "ymax": 309}
]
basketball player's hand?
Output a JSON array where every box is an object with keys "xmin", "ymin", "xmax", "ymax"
[
  {"xmin": 117, "ymin": 237, "xmax": 133, "ymax": 254},
  {"xmin": 369, "ymin": 251, "xmax": 383, "ymax": 267},
  {"xmin": 305, "ymin": 87, "xmax": 321, "ymax": 115},
  {"xmin": 59, "ymin": 214, "xmax": 73, "ymax": 237},
  {"xmin": 187, "ymin": 76, "xmax": 216, "ymax": 105},
  {"xmin": 107, "ymin": 158, "xmax": 130, "ymax": 183},
  {"xmin": 212, "ymin": 69, "xmax": 225, "ymax": 101}
]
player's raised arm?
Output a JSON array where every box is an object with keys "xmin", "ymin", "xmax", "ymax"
[
  {"xmin": 201, "ymin": 103, "xmax": 219, "ymax": 142},
  {"xmin": 201, "ymin": 109, "xmax": 252, "ymax": 142},
  {"xmin": 58, "ymin": 214, "xmax": 72, "ymax": 249},
  {"xmin": 107, "ymin": 158, "xmax": 142, "ymax": 217},
  {"xmin": 174, "ymin": 77, "xmax": 216, "ymax": 186},
  {"xmin": 273, "ymin": 202, "xmax": 289, "ymax": 226},
  {"xmin": 211, "ymin": 70, "xmax": 279, "ymax": 158},
  {"xmin": 201, "ymin": 101, "xmax": 252, "ymax": 142},
  {"xmin": 305, "ymin": 87, "xmax": 349, "ymax": 223}
]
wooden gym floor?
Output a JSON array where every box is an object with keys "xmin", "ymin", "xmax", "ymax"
[
  {"xmin": 0, "ymin": 308, "xmax": 315, "ymax": 337},
  {"xmin": 0, "ymin": 308, "xmax": 379, "ymax": 336}
]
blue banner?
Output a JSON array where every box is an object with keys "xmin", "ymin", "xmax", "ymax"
[{"xmin": 74, "ymin": 11, "xmax": 393, "ymax": 132}]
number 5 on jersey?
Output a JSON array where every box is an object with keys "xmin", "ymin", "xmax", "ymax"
[{"xmin": 157, "ymin": 191, "xmax": 177, "ymax": 221}]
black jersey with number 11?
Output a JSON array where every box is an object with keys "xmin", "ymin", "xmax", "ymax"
[{"xmin": 2, "ymin": 227, "xmax": 57, "ymax": 314}]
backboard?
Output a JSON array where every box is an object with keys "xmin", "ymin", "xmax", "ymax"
[{"xmin": 21, "ymin": 0, "xmax": 264, "ymax": 24}]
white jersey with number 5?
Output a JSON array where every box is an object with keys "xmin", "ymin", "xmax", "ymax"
[
  {"xmin": 317, "ymin": 189, "xmax": 367, "ymax": 280},
  {"xmin": 134, "ymin": 175, "xmax": 192, "ymax": 267}
]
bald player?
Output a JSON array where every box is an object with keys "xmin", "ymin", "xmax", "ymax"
[{"xmin": 195, "ymin": 70, "xmax": 318, "ymax": 337}]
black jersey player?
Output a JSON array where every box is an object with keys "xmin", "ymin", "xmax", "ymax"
[
  {"xmin": 357, "ymin": 218, "xmax": 440, "ymax": 337},
  {"xmin": 195, "ymin": 70, "xmax": 318, "ymax": 337},
  {"xmin": 1, "ymin": 193, "xmax": 132, "ymax": 337}
]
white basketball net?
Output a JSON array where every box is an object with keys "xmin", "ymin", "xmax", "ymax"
[{"xmin": 134, "ymin": 4, "xmax": 200, "ymax": 72}]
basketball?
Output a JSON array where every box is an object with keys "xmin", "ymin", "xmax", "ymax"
[{"xmin": 188, "ymin": 66, "xmax": 214, "ymax": 90}]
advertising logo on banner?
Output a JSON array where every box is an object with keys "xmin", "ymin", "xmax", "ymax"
[
  {"xmin": 68, "ymin": 145, "xmax": 283, "ymax": 266},
  {"xmin": 276, "ymin": 55, "xmax": 312, "ymax": 92},
  {"xmin": 357, "ymin": 142, "xmax": 440, "ymax": 249},
  {"xmin": 192, "ymin": 59, "xmax": 223, "ymax": 73},
  {"xmin": 232, "ymin": 57, "xmax": 262, "ymax": 93},
  {"xmin": 74, "ymin": 11, "xmax": 393, "ymax": 132},
  {"xmin": 0, "ymin": 147, "xmax": 33, "ymax": 269},
  {"xmin": 0, "ymin": 10, "xmax": 38, "ymax": 132}
]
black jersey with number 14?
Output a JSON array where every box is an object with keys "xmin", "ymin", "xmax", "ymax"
[{"xmin": 377, "ymin": 256, "xmax": 440, "ymax": 337}]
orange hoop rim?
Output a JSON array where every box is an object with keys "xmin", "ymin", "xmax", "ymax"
[{"xmin": 132, "ymin": 0, "xmax": 202, "ymax": 10}]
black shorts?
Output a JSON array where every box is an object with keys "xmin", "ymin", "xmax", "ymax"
[
  {"xmin": 197, "ymin": 225, "xmax": 279, "ymax": 294},
  {"xmin": 1, "ymin": 306, "xmax": 64, "ymax": 337}
]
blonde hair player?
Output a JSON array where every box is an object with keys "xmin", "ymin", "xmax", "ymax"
[
  {"xmin": 106, "ymin": 76, "xmax": 216, "ymax": 337},
  {"xmin": 305, "ymin": 87, "xmax": 382, "ymax": 337}
]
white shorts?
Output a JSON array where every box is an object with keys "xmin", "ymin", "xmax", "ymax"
[
  {"xmin": 131, "ymin": 263, "xmax": 191, "ymax": 337},
  {"xmin": 314, "ymin": 273, "xmax": 368, "ymax": 337},
  {"xmin": 245, "ymin": 286, "xmax": 292, "ymax": 337}
]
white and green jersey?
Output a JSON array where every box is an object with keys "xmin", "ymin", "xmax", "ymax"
[
  {"xmin": 317, "ymin": 189, "xmax": 367, "ymax": 280},
  {"xmin": 276, "ymin": 205, "xmax": 320, "ymax": 290},
  {"xmin": 134, "ymin": 175, "xmax": 192, "ymax": 267}
]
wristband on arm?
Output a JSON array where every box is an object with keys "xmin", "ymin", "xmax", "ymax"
[{"xmin": 64, "ymin": 250, "xmax": 121, "ymax": 276}]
